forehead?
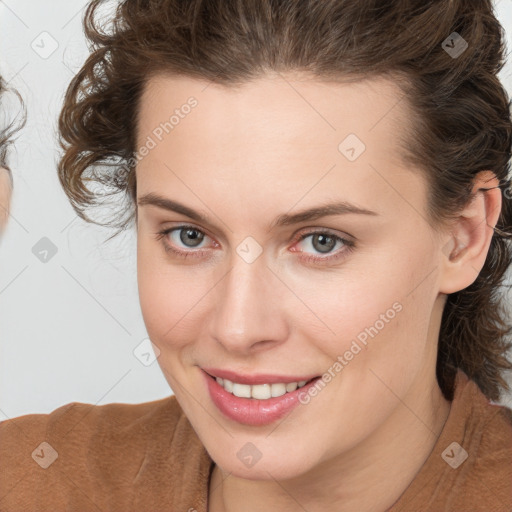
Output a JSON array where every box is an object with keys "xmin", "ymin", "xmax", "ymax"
[
  {"xmin": 136, "ymin": 72, "xmax": 413, "ymax": 174},
  {"xmin": 137, "ymin": 72, "xmax": 409, "ymax": 147},
  {"xmin": 135, "ymin": 72, "xmax": 427, "ymax": 227}
]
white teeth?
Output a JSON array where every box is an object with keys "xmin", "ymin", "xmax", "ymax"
[
  {"xmin": 232, "ymin": 383, "xmax": 252, "ymax": 398},
  {"xmin": 216, "ymin": 377, "xmax": 311, "ymax": 400},
  {"xmin": 285, "ymin": 382, "xmax": 298, "ymax": 392},
  {"xmin": 251, "ymin": 384, "xmax": 271, "ymax": 399},
  {"xmin": 271, "ymin": 383, "xmax": 287, "ymax": 397}
]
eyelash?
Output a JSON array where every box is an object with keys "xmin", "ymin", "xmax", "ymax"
[{"xmin": 154, "ymin": 224, "xmax": 356, "ymax": 264}]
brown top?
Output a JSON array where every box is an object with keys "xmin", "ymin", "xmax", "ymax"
[{"xmin": 1, "ymin": 370, "xmax": 511, "ymax": 511}]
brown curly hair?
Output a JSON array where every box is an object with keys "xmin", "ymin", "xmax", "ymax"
[{"xmin": 58, "ymin": 0, "xmax": 512, "ymax": 402}]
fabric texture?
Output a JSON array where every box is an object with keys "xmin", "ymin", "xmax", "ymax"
[{"xmin": 1, "ymin": 370, "xmax": 511, "ymax": 511}]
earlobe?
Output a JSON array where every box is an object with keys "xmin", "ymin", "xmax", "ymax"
[{"xmin": 438, "ymin": 170, "xmax": 502, "ymax": 295}]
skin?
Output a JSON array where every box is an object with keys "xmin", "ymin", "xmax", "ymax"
[
  {"xmin": 135, "ymin": 72, "xmax": 502, "ymax": 512},
  {"xmin": 0, "ymin": 167, "xmax": 11, "ymax": 234}
]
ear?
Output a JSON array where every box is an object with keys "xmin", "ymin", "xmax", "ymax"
[{"xmin": 439, "ymin": 170, "xmax": 502, "ymax": 295}]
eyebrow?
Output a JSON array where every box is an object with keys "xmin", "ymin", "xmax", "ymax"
[{"xmin": 137, "ymin": 192, "xmax": 379, "ymax": 230}]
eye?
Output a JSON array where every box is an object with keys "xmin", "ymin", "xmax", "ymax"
[
  {"xmin": 170, "ymin": 226, "xmax": 206, "ymax": 248},
  {"xmin": 155, "ymin": 225, "xmax": 215, "ymax": 260},
  {"xmin": 155, "ymin": 225, "xmax": 355, "ymax": 264},
  {"xmin": 292, "ymin": 230, "xmax": 355, "ymax": 263}
]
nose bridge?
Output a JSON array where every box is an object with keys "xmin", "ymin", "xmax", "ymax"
[
  {"xmin": 219, "ymin": 253, "xmax": 266, "ymax": 330},
  {"xmin": 211, "ymin": 250, "xmax": 282, "ymax": 351}
]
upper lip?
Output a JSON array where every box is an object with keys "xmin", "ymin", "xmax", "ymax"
[{"xmin": 202, "ymin": 367, "xmax": 319, "ymax": 385}]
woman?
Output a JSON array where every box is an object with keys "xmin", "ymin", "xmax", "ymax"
[
  {"xmin": 0, "ymin": 76, "xmax": 18, "ymax": 234},
  {"xmin": 1, "ymin": 0, "xmax": 511, "ymax": 510}
]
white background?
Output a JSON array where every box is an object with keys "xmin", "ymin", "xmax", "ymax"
[{"xmin": 1, "ymin": 1, "xmax": 511, "ymax": 418}]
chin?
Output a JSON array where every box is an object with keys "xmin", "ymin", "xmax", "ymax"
[{"xmin": 205, "ymin": 438, "xmax": 320, "ymax": 482}]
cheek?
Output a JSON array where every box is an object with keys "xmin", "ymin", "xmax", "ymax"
[
  {"xmin": 137, "ymin": 239, "xmax": 175, "ymax": 342},
  {"xmin": 312, "ymin": 244, "xmax": 436, "ymax": 364},
  {"xmin": 137, "ymin": 239, "xmax": 210, "ymax": 348}
]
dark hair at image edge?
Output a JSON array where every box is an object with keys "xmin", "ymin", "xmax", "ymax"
[{"xmin": 58, "ymin": 0, "xmax": 512, "ymax": 402}]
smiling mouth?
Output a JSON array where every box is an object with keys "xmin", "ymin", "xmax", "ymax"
[
  {"xmin": 202, "ymin": 370, "xmax": 323, "ymax": 425},
  {"xmin": 203, "ymin": 370, "xmax": 319, "ymax": 400},
  {"xmin": 213, "ymin": 376, "xmax": 314, "ymax": 399}
]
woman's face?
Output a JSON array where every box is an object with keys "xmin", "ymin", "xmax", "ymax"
[{"xmin": 136, "ymin": 72, "xmax": 450, "ymax": 480}]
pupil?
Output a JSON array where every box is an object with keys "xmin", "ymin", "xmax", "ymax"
[
  {"xmin": 181, "ymin": 228, "xmax": 203, "ymax": 247},
  {"xmin": 314, "ymin": 234, "xmax": 335, "ymax": 253}
]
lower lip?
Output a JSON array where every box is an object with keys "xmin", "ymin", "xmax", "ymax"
[{"xmin": 203, "ymin": 371, "xmax": 321, "ymax": 426}]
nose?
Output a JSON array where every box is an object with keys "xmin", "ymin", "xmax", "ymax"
[{"xmin": 209, "ymin": 251, "xmax": 289, "ymax": 355}]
